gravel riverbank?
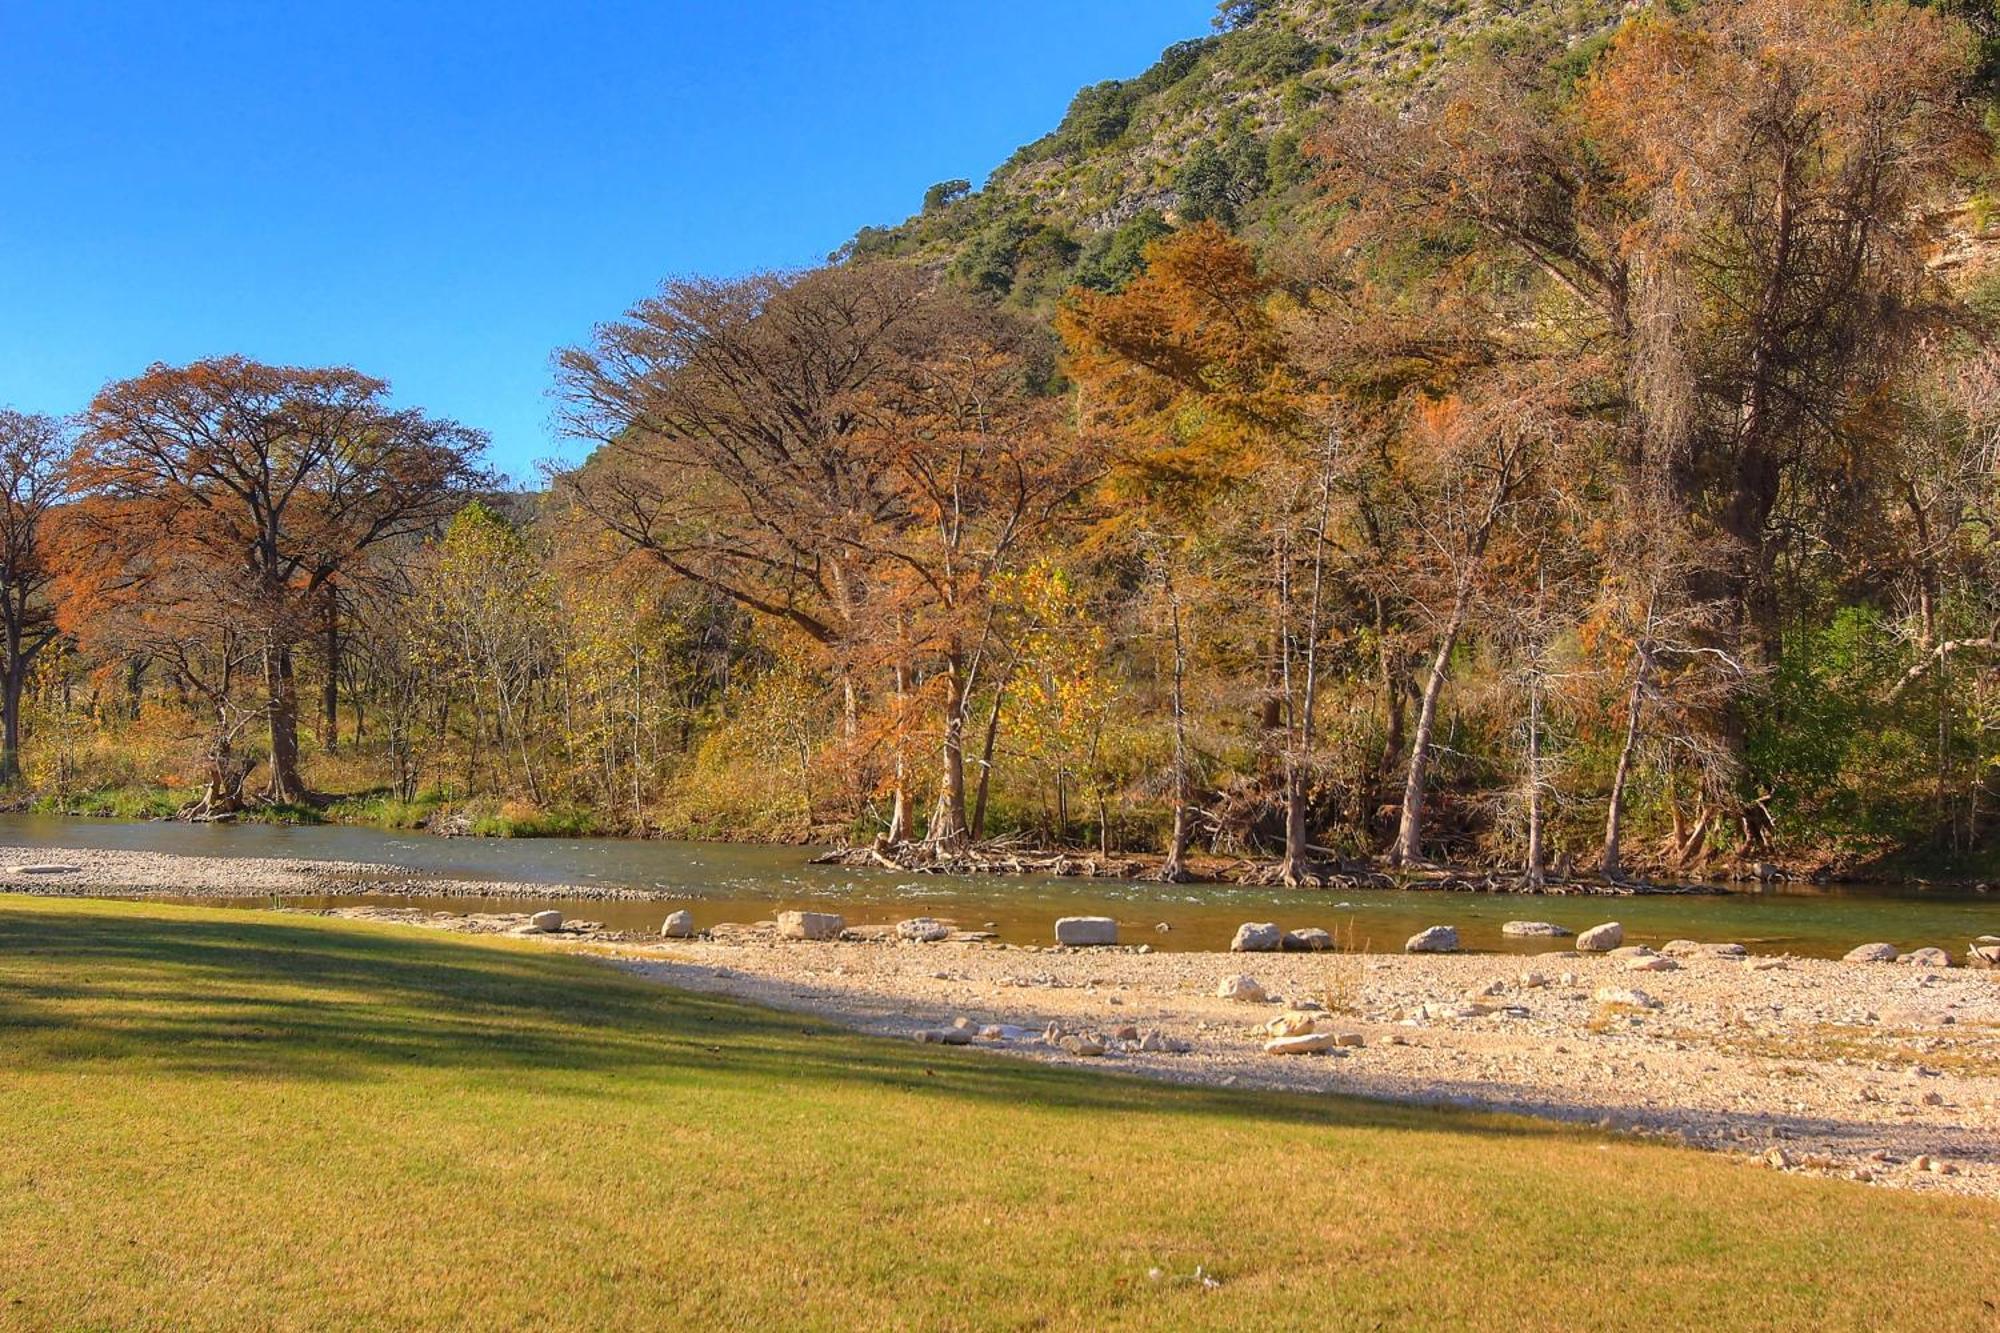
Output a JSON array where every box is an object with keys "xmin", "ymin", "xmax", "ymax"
[
  {"xmin": 9, "ymin": 842, "xmax": 1997, "ymax": 1199},
  {"xmin": 319, "ymin": 902, "xmax": 2000, "ymax": 1201},
  {"xmin": 0, "ymin": 844, "xmax": 654, "ymax": 901}
]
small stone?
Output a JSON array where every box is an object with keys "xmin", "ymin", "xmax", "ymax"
[
  {"xmin": 1216, "ymin": 974, "xmax": 1268, "ymax": 1003},
  {"xmin": 1263, "ymin": 1031, "xmax": 1339, "ymax": 1055},
  {"xmin": 1264, "ymin": 1011, "xmax": 1327, "ymax": 1038},
  {"xmin": 1920, "ymin": 1091, "xmax": 1944, "ymax": 1107},
  {"xmin": 1138, "ymin": 1029, "xmax": 1167, "ymax": 1052},
  {"xmin": 1405, "ymin": 925, "xmax": 1459, "ymax": 954},
  {"xmin": 1467, "ymin": 978, "xmax": 1508, "ymax": 998},
  {"xmin": 1899, "ymin": 946, "xmax": 1951, "ymax": 968},
  {"xmin": 1576, "ymin": 922, "xmax": 1624, "ymax": 952},
  {"xmin": 1517, "ymin": 971, "xmax": 1550, "ymax": 989},
  {"xmin": 525, "ymin": 910, "xmax": 564, "ymax": 933},
  {"xmin": 1843, "ymin": 942, "xmax": 1899, "ymax": 963},
  {"xmin": 1969, "ymin": 942, "xmax": 2000, "ymax": 968},
  {"xmin": 1333, "ymin": 1031, "xmax": 1365, "ymax": 1048},
  {"xmin": 1912, "ymin": 1154, "xmax": 1934, "ymax": 1172},
  {"xmin": 1593, "ymin": 986, "xmax": 1661, "ymax": 1010},
  {"xmin": 777, "ymin": 910, "xmax": 845, "ymax": 941},
  {"xmin": 1059, "ymin": 1033, "xmax": 1106, "ymax": 1057},
  {"xmin": 1054, "ymin": 916, "xmax": 1118, "ymax": 947},
  {"xmin": 1230, "ymin": 922, "xmax": 1283, "ymax": 953},
  {"xmin": 895, "ymin": 917, "xmax": 953, "ymax": 943},
  {"xmin": 1707, "ymin": 942, "xmax": 1748, "ymax": 957},
  {"xmin": 1764, "ymin": 1147, "xmax": 1794, "ymax": 1169},
  {"xmin": 1112, "ymin": 1024, "xmax": 1139, "ymax": 1042},
  {"xmin": 1661, "ymin": 939, "xmax": 1704, "ymax": 956},
  {"xmin": 915, "ymin": 1027, "xmax": 971, "ymax": 1046},
  {"xmin": 661, "ymin": 910, "xmax": 695, "ymax": 938},
  {"xmin": 1501, "ymin": 921, "xmax": 1571, "ymax": 937},
  {"xmin": 1282, "ymin": 927, "xmax": 1333, "ymax": 952},
  {"xmin": 1626, "ymin": 955, "xmax": 1680, "ymax": 973}
]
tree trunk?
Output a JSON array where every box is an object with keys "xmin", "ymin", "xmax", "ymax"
[
  {"xmin": 0, "ymin": 663, "xmax": 23, "ymax": 787},
  {"xmin": 886, "ymin": 660, "xmax": 911, "ymax": 843},
  {"xmin": 1389, "ymin": 591, "xmax": 1469, "ymax": 867},
  {"xmin": 1601, "ymin": 642, "xmax": 1650, "ymax": 880},
  {"xmin": 263, "ymin": 642, "xmax": 307, "ymax": 804},
  {"xmin": 1524, "ymin": 662, "xmax": 1545, "ymax": 889},
  {"xmin": 931, "ymin": 656, "xmax": 970, "ymax": 847},
  {"xmin": 0, "ymin": 620, "xmax": 24, "ymax": 786},
  {"xmin": 1278, "ymin": 447, "xmax": 1335, "ymax": 886},
  {"xmin": 1160, "ymin": 565, "xmax": 1194, "ymax": 884}
]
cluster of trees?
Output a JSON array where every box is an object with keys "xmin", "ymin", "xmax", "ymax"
[{"xmin": 9, "ymin": 0, "xmax": 2000, "ymax": 880}]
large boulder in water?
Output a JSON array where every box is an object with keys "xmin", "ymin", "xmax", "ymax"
[
  {"xmin": 1405, "ymin": 925, "xmax": 1459, "ymax": 954},
  {"xmin": 1054, "ymin": 916, "xmax": 1118, "ymax": 947},
  {"xmin": 1843, "ymin": 942, "xmax": 1899, "ymax": 963},
  {"xmin": 1576, "ymin": 922, "xmax": 1624, "ymax": 952},
  {"xmin": 1230, "ymin": 922, "xmax": 1282, "ymax": 952}
]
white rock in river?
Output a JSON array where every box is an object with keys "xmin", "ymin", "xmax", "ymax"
[
  {"xmin": 1054, "ymin": 916, "xmax": 1118, "ymax": 947},
  {"xmin": 1215, "ymin": 974, "xmax": 1268, "ymax": 1003},
  {"xmin": 1501, "ymin": 921, "xmax": 1571, "ymax": 938},
  {"xmin": 1593, "ymin": 986, "xmax": 1662, "ymax": 1010},
  {"xmin": 1230, "ymin": 921, "xmax": 1283, "ymax": 952},
  {"xmin": 776, "ymin": 910, "xmax": 845, "ymax": 941},
  {"xmin": 1263, "ymin": 1031, "xmax": 1340, "ymax": 1055},
  {"xmin": 895, "ymin": 917, "xmax": 952, "ymax": 943},
  {"xmin": 1843, "ymin": 942, "xmax": 1899, "ymax": 963},
  {"xmin": 525, "ymin": 910, "xmax": 563, "ymax": 933},
  {"xmin": 1899, "ymin": 946, "xmax": 1951, "ymax": 968},
  {"xmin": 1576, "ymin": 922, "xmax": 1624, "ymax": 952},
  {"xmin": 1282, "ymin": 927, "xmax": 1333, "ymax": 952},
  {"xmin": 661, "ymin": 910, "xmax": 695, "ymax": 938},
  {"xmin": 1405, "ymin": 925, "xmax": 1459, "ymax": 953}
]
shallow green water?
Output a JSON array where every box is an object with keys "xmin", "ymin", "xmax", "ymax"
[{"xmin": 3, "ymin": 813, "xmax": 1995, "ymax": 959}]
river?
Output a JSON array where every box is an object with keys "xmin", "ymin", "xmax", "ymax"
[{"xmin": 0, "ymin": 812, "xmax": 1994, "ymax": 958}]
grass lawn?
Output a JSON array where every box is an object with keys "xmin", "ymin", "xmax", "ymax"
[{"xmin": 0, "ymin": 897, "xmax": 1994, "ymax": 1331}]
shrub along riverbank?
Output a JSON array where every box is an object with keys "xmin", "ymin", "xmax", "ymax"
[{"xmin": 0, "ymin": 895, "xmax": 1994, "ymax": 1329}]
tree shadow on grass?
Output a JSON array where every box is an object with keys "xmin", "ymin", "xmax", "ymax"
[{"xmin": 0, "ymin": 901, "xmax": 1584, "ymax": 1145}]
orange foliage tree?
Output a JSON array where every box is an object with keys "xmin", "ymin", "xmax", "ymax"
[{"xmin": 56, "ymin": 358, "xmax": 488, "ymax": 812}]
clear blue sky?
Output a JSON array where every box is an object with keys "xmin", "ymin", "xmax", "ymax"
[{"xmin": 0, "ymin": 1, "xmax": 1216, "ymax": 481}]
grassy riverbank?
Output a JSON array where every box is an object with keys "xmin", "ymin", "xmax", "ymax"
[{"xmin": 0, "ymin": 897, "xmax": 1995, "ymax": 1329}]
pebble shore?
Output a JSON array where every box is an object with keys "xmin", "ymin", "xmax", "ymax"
[
  {"xmin": 322, "ymin": 903, "xmax": 2000, "ymax": 1200},
  {"xmin": 8, "ymin": 843, "xmax": 1995, "ymax": 1198}
]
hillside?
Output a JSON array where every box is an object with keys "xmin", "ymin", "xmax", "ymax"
[{"xmin": 842, "ymin": 0, "xmax": 1631, "ymax": 303}]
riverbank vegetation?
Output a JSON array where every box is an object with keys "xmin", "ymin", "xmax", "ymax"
[
  {"xmin": 10, "ymin": 0, "xmax": 2000, "ymax": 882},
  {"xmin": 0, "ymin": 895, "xmax": 1993, "ymax": 1329}
]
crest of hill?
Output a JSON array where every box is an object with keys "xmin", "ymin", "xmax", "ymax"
[{"xmin": 841, "ymin": 0, "xmax": 1634, "ymax": 305}]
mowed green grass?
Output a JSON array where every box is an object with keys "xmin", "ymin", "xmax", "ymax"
[{"xmin": 0, "ymin": 898, "xmax": 1994, "ymax": 1332}]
